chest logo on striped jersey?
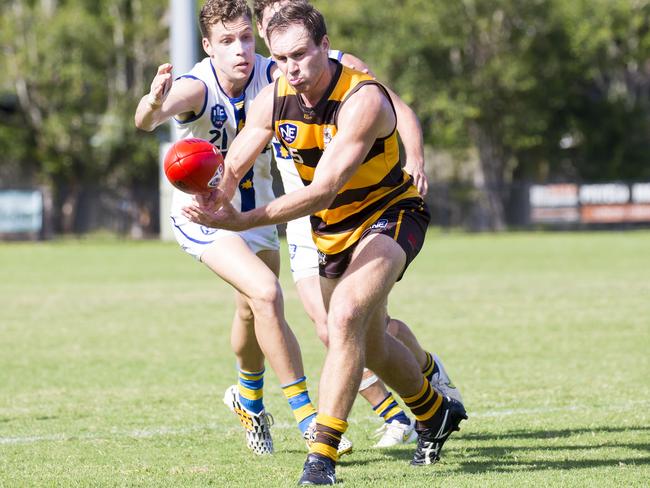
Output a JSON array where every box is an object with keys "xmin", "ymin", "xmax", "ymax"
[{"xmin": 279, "ymin": 123, "xmax": 299, "ymax": 144}]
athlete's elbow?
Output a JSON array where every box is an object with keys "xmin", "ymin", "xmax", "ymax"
[{"xmin": 134, "ymin": 116, "xmax": 154, "ymax": 132}]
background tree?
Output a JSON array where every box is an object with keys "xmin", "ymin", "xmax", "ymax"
[
  {"xmin": 0, "ymin": 0, "xmax": 168, "ymax": 232},
  {"xmin": 0, "ymin": 0, "xmax": 648, "ymax": 234},
  {"xmin": 318, "ymin": 0, "xmax": 650, "ymax": 229}
]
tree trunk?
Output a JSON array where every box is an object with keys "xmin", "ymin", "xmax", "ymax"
[{"xmin": 470, "ymin": 123, "xmax": 507, "ymax": 231}]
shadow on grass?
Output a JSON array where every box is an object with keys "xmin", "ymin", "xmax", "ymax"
[
  {"xmin": 350, "ymin": 425, "xmax": 650, "ymax": 473},
  {"xmin": 458, "ymin": 425, "xmax": 650, "ymax": 441},
  {"xmin": 452, "ymin": 455, "xmax": 650, "ymax": 473}
]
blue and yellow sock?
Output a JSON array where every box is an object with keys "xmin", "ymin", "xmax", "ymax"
[
  {"xmin": 373, "ymin": 392, "xmax": 411, "ymax": 425},
  {"xmin": 309, "ymin": 413, "xmax": 348, "ymax": 462},
  {"xmin": 282, "ymin": 376, "xmax": 317, "ymax": 434},
  {"xmin": 238, "ymin": 368, "xmax": 264, "ymax": 414}
]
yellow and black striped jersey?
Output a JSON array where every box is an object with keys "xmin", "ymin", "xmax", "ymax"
[{"xmin": 272, "ymin": 61, "xmax": 420, "ymax": 255}]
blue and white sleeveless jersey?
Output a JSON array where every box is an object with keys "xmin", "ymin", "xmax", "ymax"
[
  {"xmin": 169, "ymin": 54, "xmax": 279, "ymax": 259},
  {"xmin": 170, "ymin": 54, "xmax": 276, "ymax": 221}
]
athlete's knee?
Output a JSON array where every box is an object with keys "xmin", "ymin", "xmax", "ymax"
[
  {"xmin": 327, "ymin": 304, "xmax": 364, "ymax": 344},
  {"xmin": 249, "ymin": 279, "xmax": 283, "ymax": 316},
  {"xmin": 235, "ymin": 301, "xmax": 255, "ymax": 325}
]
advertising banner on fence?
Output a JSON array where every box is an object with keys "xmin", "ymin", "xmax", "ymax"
[{"xmin": 529, "ymin": 182, "xmax": 650, "ymax": 225}]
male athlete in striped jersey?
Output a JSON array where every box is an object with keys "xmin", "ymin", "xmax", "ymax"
[
  {"xmin": 253, "ymin": 0, "xmax": 463, "ymax": 450},
  {"xmin": 183, "ymin": 3, "xmax": 467, "ymax": 484}
]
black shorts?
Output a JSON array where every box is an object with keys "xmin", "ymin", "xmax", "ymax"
[{"xmin": 318, "ymin": 198, "xmax": 430, "ymax": 280}]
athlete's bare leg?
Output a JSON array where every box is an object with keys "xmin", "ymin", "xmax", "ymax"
[
  {"xmin": 358, "ymin": 369, "xmax": 391, "ymax": 405},
  {"xmin": 201, "ymin": 235, "xmax": 304, "ymax": 384},
  {"xmin": 295, "ymin": 274, "xmax": 399, "ymax": 408},
  {"xmin": 318, "ymin": 234, "xmax": 423, "ymax": 419},
  {"xmin": 386, "ymin": 318, "xmax": 428, "ymax": 370},
  {"xmin": 229, "ymin": 290, "xmax": 265, "ymax": 372},
  {"xmin": 294, "ymin": 275, "xmax": 329, "ymax": 346}
]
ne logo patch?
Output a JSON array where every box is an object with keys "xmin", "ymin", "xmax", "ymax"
[{"xmin": 279, "ymin": 123, "xmax": 299, "ymax": 144}]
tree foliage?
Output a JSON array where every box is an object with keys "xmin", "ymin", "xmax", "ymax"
[
  {"xmin": 0, "ymin": 0, "xmax": 168, "ymax": 230},
  {"xmin": 317, "ymin": 0, "xmax": 650, "ymax": 228},
  {"xmin": 0, "ymin": 0, "xmax": 648, "ymax": 231}
]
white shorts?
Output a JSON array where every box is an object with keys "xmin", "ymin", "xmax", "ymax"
[
  {"xmin": 171, "ymin": 215, "xmax": 279, "ymax": 261},
  {"xmin": 286, "ymin": 215, "xmax": 319, "ymax": 282}
]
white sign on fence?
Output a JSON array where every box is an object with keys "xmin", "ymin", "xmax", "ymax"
[{"xmin": 0, "ymin": 190, "xmax": 43, "ymax": 233}]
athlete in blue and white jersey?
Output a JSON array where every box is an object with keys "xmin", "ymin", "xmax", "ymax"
[
  {"xmin": 170, "ymin": 53, "xmax": 278, "ymax": 258},
  {"xmin": 135, "ymin": 0, "xmax": 317, "ymax": 456}
]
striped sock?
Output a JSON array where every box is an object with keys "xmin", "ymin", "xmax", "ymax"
[
  {"xmin": 282, "ymin": 376, "xmax": 317, "ymax": 434},
  {"xmin": 238, "ymin": 368, "xmax": 264, "ymax": 414},
  {"xmin": 309, "ymin": 413, "xmax": 348, "ymax": 463},
  {"xmin": 402, "ymin": 378, "xmax": 443, "ymax": 428},
  {"xmin": 422, "ymin": 351, "xmax": 439, "ymax": 382},
  {"xmin": 373, "ymin": 393, "xmax": 410, "ymax": 426}
]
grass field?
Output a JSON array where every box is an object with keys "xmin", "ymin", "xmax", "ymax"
[{"xmin": 1, "ymin": 231, "xmax": 649, "ymax": 487}]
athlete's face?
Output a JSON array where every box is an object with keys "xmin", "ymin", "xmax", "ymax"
[
  {"xmin": 257, "ymin": 1, "xmax": 289, "ymax": 48},
  {"xmin": 270, "ymin": 24, "xmax": 329, "ymax": 95},
  {"xmin": 203, "ymin": 16, "xmax": 255, "ymax": 82}
]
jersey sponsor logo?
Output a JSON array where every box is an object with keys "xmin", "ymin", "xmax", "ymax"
[
  {"xmin": 288, "ymin": 243, "xmax": 297, "ymax": 260},
  {"xmin": 208, "ymin": 164, "xmax": 224, "ymax": 188},
  {"xmin": 211, "ymin": 104, "xmax": 228, "ymax": 129},
  {"xmin": 317, "ymin": 250, "xmax": 327, "ymax": 266},
  {"xmin": 200, "ymin": 226, "xmax": 218, "ymax": 236},
  {"xmin": 323, "ymin": 127, "xmax": 333, "ymax": 148},
  {"xmin": 279, "ymin": 123, "xmax": 299, "ymax": 144},
  {"xmin": 371, "ymin": 218, "xmax": 389, "ymax": 230}
]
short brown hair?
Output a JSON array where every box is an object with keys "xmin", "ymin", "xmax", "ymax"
[
  {"xmin": 252, "ymin": 0, "xmax": 310, "ymax": 24},
  {"xmin": 266, "ymin": 2, "xmax": 327, "ymax": 48},
  {"xmin": 252, "ymin": 0, "xmax": 277, "ymax": 22},
  {"xmin": 199, "ymin": 0, "xmax": 252, "ymax": 38}
]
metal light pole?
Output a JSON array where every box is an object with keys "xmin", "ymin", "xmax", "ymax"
[{"xmin": 160, "ymin": 0, "xmax": 198, "ymax": 241}]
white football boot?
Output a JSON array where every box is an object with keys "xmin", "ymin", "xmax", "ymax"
[
  {"xmin": 372, "ymin": 418, "xmax": 418, "ymax": 448},
  {"xmin": 223, "ymin": 384, "xmax": 274, "ymax": 455},
  {"xmin": 429, "ymin": 354, "xmax": 464, "ymax": 404}
]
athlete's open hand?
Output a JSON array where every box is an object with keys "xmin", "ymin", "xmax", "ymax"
[
  {"xmin": 182, "ymin": 195, "xmax": 247, "ymax": 231},
  {"xmin": 404, "ymin": 158, "xmax": 428, "ymax": 196},
  {"xmin": 147, "ymin": 63, "xmax": 173, "ymax": 108}
]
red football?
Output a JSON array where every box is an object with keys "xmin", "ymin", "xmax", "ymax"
[{"xmin": 163, "ymin": 138, "xmax": 225, "ymax": 194}]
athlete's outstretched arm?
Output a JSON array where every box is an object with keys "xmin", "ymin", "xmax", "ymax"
[
  {"xmin": 183, "ymin": 85, "xmax": 395, "ymax": 231},
  {"xmin": 134, "ymin": 63, "xmax": 206, "ymax": 131}
]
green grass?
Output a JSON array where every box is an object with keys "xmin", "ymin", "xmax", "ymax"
[{"xmin": 1, "ymin": 231, "xmax": 649, "ymax": 487}]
